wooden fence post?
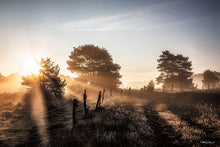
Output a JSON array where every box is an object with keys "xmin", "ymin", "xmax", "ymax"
[
  {"xmin": 171, "ymin": 84, "xmax": 173, "ymax": 93},
  {"xmin": 102, "ymin": 88, "xmax": 105, "ymax": 104},
  {"xmin": 83, "ymin": 89, "xmax": 87, "ymax": 116},
  {"xmin": 95, "ymin": 91, "xmax": 102, "ymax": 111},
  {"xmin": 129, "ymin": 87, "xmax": 131, "ymax": 95}
]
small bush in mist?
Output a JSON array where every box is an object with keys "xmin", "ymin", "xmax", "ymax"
[{"xmin": 147, "ymin": 80, "xmax": 155, "ymax": 92}]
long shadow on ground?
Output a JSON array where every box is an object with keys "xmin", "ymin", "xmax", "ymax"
[
  {"xmin": 144, "ymin": 102, "xmax": 186, "ymax": 147},
  {"xmin": 168, "ymin": 105, "xmax": 220, "ymax": 146}
]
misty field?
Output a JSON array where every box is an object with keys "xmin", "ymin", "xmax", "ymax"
[{"xmin": 0, "ymin": 91, "xmax": 220, "ymax": 147}]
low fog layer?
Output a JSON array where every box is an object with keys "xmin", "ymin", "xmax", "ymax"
[
  {"xmin": 0, "ymin": 73, "xmax": 25, "ymax": 93},
  {"xmin": 1, "ymin": 72, "xmax": 219, "ymax": 94}
]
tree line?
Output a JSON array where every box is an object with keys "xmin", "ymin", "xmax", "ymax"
[{"xmin": 22, "ymin": 44, "xmax": 220, "ymax": 97}]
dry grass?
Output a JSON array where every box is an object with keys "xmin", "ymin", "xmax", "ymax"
[
  {"xmin": 155, "ymin": 103, "xmax": 205, "ymax": 143},
  {"xmin": 0, "ymin": 91, "xmax": 220, "ymax": 146}
]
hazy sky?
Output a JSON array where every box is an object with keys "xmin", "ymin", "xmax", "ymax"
[{"xmin": 0, "ymin": 0, "xmax": 220, "ymax": 87}]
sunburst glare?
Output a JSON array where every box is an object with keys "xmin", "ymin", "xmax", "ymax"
[{"xmin": 22, "ymin": 57, "xmax": 41, "ymax": 76}]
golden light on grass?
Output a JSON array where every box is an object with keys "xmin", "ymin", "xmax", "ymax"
[
  {"xmin": 155, "ymin": 103, "xmax": 205, "ymax": 142},
  {"xmin": 31, "ymin": 84, "xmax": 49, "ymax": 144}
]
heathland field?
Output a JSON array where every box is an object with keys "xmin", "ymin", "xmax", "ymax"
[{"xmin": 0, "ymin": 91, "xmax": 219, "ymax": 146}]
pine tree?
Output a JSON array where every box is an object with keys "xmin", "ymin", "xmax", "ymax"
[
  {"xmin": 67, "ymin": 44, "xmax": 122, "ymax": 89},
  {"xmin": 156, "ymin": 50, "xmax": 193, "ymax": 90},
  {"xmin": 22, "ymin": 58, "xmax": 66, "ymax": 97}
]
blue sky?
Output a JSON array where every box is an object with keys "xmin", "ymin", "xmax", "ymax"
[{"xmin": 0, "ymin": 0, "xmax": 220, "ymax": 87}]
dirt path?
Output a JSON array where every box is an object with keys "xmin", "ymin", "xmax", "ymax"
[
  {"xmin": 143, "ymin": 101, "xmax": 220, "ymax": 146},
  {"xmin": 144, "ymin": 103, "xmax": 185, "ymax": 146},
  {"xmin": 168, "ymin": 105, "xmax": 220, "ymax": 145}
]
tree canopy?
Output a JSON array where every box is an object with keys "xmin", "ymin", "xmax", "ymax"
[
  {"xmin": 22, "ymin": 58, "xmax": 66, "ymax": 97},
  {"xmin": 156, "ymin": 50, "xmax": 193, "ymax": 90},
  {"xmin": 67, "ymin": 44, "xmax": 122, "ymax": 89},
  {"xmin": 202, "ymin": 70, "xmax": 219, "ymax": 88}
]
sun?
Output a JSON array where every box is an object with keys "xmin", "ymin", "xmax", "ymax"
[{"xmin": 23, "ymin": 57, "xmax": 41, "ymax": 76}]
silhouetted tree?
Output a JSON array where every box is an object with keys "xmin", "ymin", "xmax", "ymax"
[
  {"xmin": 202, "ymin": 70, "xmax": 219, "ymax": 89},
  {"xmin": 67, "ymin": 44, "xmax": 122, "ymax": 89},
  {"xmin": 156, "ymin": 50, "xmax": 193, "ymax": 90},
  {"xmin": 147, "ymin": 80, "xmax": 154, "ymax": 92},
  {"xmin": 22, "ymin": 58, "xmax": 66, "ymax": 97}
]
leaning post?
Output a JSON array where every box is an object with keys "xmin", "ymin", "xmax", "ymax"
[
  {"xmin": 102, "ymin": 88, "xmax": 105, "ymax": 104},
  {"xmin": 95, "ymin": 91, "xmax": 102, "ymax": 111},
  {"xmin": 83, "ymin": 89, "xmax": 87, "ymax": 116}
]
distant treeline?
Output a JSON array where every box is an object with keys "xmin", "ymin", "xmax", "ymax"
[{"xmin": 1, "ymin": 44, "xmax": 219, "ymax": 97}]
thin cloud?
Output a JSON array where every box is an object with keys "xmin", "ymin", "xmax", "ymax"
[
  {"xmin": 60, "ymin": 10, "xmax": 145, "ymax": 31},
  {"xmin": 58, "ymin": 1, "xmax": 191, "ymax": 32}
]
